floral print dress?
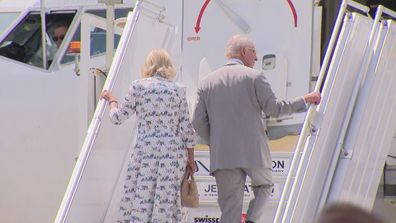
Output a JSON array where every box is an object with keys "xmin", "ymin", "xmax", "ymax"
[{"xmin": 109, "ymin": 74, "xmax": 196, "ymax": 223}]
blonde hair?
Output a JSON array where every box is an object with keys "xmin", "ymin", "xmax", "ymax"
[
  {"xmin": 225, "ymin": 34, "xmax": 254, "ymax": 58},
  {"xmin": 141, "ymin": 49, "xmax": 176, "ymax": 79}
]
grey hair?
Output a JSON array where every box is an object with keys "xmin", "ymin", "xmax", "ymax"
[{"xmin": 225, "ymin": 34, "xmax": 254, "ymax": 58}]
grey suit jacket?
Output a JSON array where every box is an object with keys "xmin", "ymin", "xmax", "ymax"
[{"xmin": 192, "ymin": 60, "xmax": 307, "ymax": 172}]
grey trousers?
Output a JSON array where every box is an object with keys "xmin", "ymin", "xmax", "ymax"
[{"xmin": 213, "ymin": 167, "xmax": 273, "ymax": 223}]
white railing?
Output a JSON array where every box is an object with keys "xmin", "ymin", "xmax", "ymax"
[
  {"xmin": 273, "ymin": 1, "xmax": 371, "ymax": 222},
  {"xmin": 318, "ymin": 5, "xmax": 396, "ymax": 210}
]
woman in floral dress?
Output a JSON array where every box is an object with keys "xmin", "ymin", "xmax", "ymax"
[{"xmin": 101, "ymin": 49, "xmax": 196, "ymax": 222}]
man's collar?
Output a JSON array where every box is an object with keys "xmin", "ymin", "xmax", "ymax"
[{"xmin": 226, "ymin": 58, "xmax": 244, "ymax": 66}]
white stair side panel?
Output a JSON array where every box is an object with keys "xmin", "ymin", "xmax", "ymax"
[
  {"xmin": 289, "ymin": 14, "xmax": 374, "ymax": 222},
  {"xmin": 328, "ymin": 20, "xmax": 396, "ymax": 209},
  {"xmin": 319, "ymin": 18, "xmax": 389, "ymax": 209},
  {"xmin": 351, "ymin": 20, "xmax": 396, "ymax": 207},
  {"xmin": 189, "ymin": 186, "xmax": 279, "ymax": 223},
  {"xmin": 196, "ymin": 176, "xmax": 284, "ymax": 205},
  {"xmin": 188, "ymin": 202, "xmax": 278, "ymax": 223},
  {"xmin": 64, "ymin": 6, "xmax": 178, "ymax": 223},
  {"xmin": 325, "ymin": 21, "xmax": 389, "ymax": 206},
  {"xmin": 194, "ymin": 151, "xmax": 292, "ymax": 177},
  {"xmin": 278, "ymin": 13, "xmax": 359, "ymax": 222},
  {"xmin": 184, "ymin": 151, "xmax": 293, "ymax": 222}
]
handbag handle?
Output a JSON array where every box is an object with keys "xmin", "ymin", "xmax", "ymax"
[{"xmin": 185, "ymin": 167, "xmax": 194, "ymax": 179}]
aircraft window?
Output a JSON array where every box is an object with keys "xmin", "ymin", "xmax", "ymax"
[
  {"xmin": 0, "ymin": 12, "xmax": 20, "ymax": 35},
  {"xmin": 0, "ymin": 12, "xmax": 75, "ymax": 68},
  {"xmin": 60, "ymin": 8, "xmax": 132, "ymax": 65}
]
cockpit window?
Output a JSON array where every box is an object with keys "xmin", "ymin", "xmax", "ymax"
[
  {"xmin": 0, "ymin": 12, "xmax": 75, "ymax": 69},
  {"xmin": 0, "ymin": 13, "xmax": 41, "ymax": 64},
  {"xmin": 0, "ymin": 8, "xmax": 131, "ymax": 69},
  {"xmin": 60, "ymin": 8, "xmax": 132, "ymax": 65}
]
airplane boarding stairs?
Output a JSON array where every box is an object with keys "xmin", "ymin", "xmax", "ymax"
[
  {"xmin": 274, "ymin": 1, "xmax": 396, "ymax": 222},
  {"xmin": 55, "ymin": 1, "xmax": 396, "ymax": 222},
  {"xmin": 53, "ymin": 1, "xmax": 299, "ymax": 222}
]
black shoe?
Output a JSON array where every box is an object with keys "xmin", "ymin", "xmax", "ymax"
[{"xmin": 246, "ymin": 221, "xmax": 255, "ymax": 223}]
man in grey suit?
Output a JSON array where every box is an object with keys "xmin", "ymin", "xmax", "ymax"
[{"xmin": 192, "ymin": 34, "xmax": 321, "ymax": 223}]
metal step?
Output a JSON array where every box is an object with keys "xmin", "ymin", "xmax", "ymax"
[{"xmin": 384, "ymin": 156, "xmax": 396, "ymax": 197}]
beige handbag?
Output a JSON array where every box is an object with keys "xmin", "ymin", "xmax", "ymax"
[{"xmin": 181, "ymin": 170, "xmax": 199, "ymax": 208}]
